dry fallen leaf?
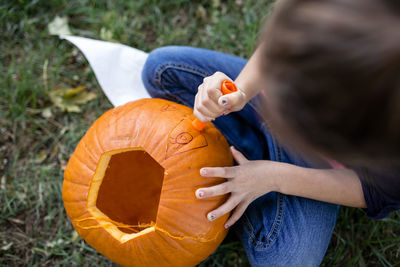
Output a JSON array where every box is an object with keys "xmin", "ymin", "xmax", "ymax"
[
  {"xmin": 49, "ymin": 85, "xmax": 97, "ymax": 113},
  {"xmin": 1, "ymin": 176, "xmax": 5, "ymax": 190},
  {"xmin": 41, "ymin": 108, "xmax": 53, "ymax": 119},
  {"xmin": 62, "ymin": 85, "xmax": 86, "ymax": 98},
  {"xmin": 60, "ymin": 159, "xmax": 68, "ymax": 171},
  {"xmin": 1, "ymin": 242, "xmax": 13, "ymax": 251},
  {"xmin": 48, "ymin": 16, "xmax": 72, "ymax": 36},
  {"xmin": 34, "ymin": 150, "xmax": 47, "ymax": 164},
  {"xmin": 196, "ymin": 5, "xmax": 207, "ymax": 20},
  {"xmin": 50, "ymin": 143, "xmax": 59, "ymax": 160},
  {"xmin": 7, "ymin": 217, "xmax": 25, "ymax": 225},
  {"xmin": 71, "ymin": 230, "xmax": 80, "ymax": 243},
  {"xmin": 100, "ymin": 27, "xmax": 114, "ymax": 42}
]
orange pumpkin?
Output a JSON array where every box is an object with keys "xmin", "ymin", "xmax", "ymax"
[{"xmin": 63, "ymin": 98, "xmax": 233, "ymax": 266}]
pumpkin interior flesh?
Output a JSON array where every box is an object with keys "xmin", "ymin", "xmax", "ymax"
[{"xmin": 96, "ymin": 149, "xmax": 164, "ymax": 234}]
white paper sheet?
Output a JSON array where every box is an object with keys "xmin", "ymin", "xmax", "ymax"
[{"xmin": 60, "ymin": 35, "xmax": 150, "ymax": 107}]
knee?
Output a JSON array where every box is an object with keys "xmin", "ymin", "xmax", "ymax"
[{"xmin": 141, "ymin": 46, "xmax": 181, "ymax": 97}]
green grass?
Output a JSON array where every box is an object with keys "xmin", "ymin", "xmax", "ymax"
[{"xmin": 1, "ymin": 0, "xmax": 399, "ymax": 266}]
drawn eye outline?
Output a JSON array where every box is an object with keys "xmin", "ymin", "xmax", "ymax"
[
  {"xmin": 160, "ymin": 104, "xmax": 179, "ymax": 112},
  {"xmin": 171, "ymin": 132, "xmax": 193, "ymax": 145},
  {"xmin": 165, "ymin": 118, "xmax": 208, "ymax": 159}
]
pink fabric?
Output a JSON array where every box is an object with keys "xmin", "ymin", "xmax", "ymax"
[{"xmin": 323, "ymin": 157, "xmax": 347, "ymax": 169}]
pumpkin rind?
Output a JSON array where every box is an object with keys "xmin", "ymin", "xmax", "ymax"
[{"xmin": 63, "ymin": 98, "xmax": 233, "ymax": 266}]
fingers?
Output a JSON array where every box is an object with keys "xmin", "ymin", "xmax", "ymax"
[
  {"xmin": 194, "ymin": 72, "xmax": 232, "ymax": 120},
  {"xmin": 218, "ymin": 90, "xmax": 246, "ymax": 110},
  {"xmin": 199, "ymin": 147, "xmax": 247, "ymax": 175},
  {"xmin": 199, "ymin": 84, "xmax": 223, "ymax": 116},
  {"xmin": 201, "ymin": 78, "xmax": 223, "ymax": 103},
  {"xmin": 194, "ymin": 86, "xmax": 221, "ymax": 121},
  {"xmin": 205, "ymin": 194, "xmax": 242, "ymax": 222},
  {"xmin": 196, "ymin": 182, "xmax": 231, "ymax": 199},
  {"xmin": 230, "ymin": 146, "xmax": 248, "ymax": 164},
  {"xmin": 194, "ymin": 88, "xmax": 214, "ymax": 122},
  {"xmin": 193, "ymin": 107, "xmax": 214, "ymax": 122},
  {"xmin": 224, "ymin": 200, "xmax": 250, "ymax": 228},
  {"xmin": 203, "ymin": 195, "xmax": 251, "ymax": 229},
  {"xmin": 200, "ymin": 166, "xmax": 238, "ymax": 178}
]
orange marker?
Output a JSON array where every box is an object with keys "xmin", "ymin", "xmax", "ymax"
[{"xmin": 192, "ymin": 80, "xmax": 238, "ymax": 131}]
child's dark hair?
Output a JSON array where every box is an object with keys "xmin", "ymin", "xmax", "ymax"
[{"xmin": 259, "ymin": 0, "xmax": 400, "ymax": 168}]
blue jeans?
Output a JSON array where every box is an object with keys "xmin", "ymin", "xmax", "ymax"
[{"xmin": 141, "ymin": 46, "xmax": 339, "ymax": 266}]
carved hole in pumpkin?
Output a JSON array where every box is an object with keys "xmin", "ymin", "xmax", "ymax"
[{"xmin": 96, "ymin": 149, "xmax": 164, "ymax": 234}]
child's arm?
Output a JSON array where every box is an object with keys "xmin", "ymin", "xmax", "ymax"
[
  {"xmin": 277, "ymin": 164, "xmax": 367, "ymax": 208},
  {"xmin": 234, "ymin": 42, "xmax": 267, "ymax": 102},
  {"xmin": 197, "ymin": 146, "xmax": 366, "ymax": 227}
]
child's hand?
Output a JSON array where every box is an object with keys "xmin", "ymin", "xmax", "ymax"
[
  {"xmin": 196, "ymin": 146, "xmax": 282, "ymax": 228},
  {"xmin": 194, "ymin": 72, "xmax": 248, "ymax": 122}
]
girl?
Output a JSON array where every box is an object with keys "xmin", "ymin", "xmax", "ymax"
[{"xmin": 142, "ymin": 0, "xmax": 400, "ymax": 265}]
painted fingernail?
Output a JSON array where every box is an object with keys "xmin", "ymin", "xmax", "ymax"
[
  {"xmin": 221, "ymin": 99, "xmax": 227, "ymax": 105},
  {"xmin": 198, "ymin": 191, "xmax": 204, "ymax": 198},
  {"xmin": 200, "ymin": 169, "xmax": 207, "ymax": 175},
  {"xmin": 208, "ymin": 213, "xmax": 215, "ymax": 221},
  {"xmin": 221, "ymin": 113, "xmax": 226, "ymax": 116},
  {"xmin": 224, "ymin": 224, "xmax": 230, "ymax": 229}
]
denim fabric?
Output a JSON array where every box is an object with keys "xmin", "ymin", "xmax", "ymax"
[{"xmin": 141, "ymin": 46, "xmax": 339, "ymax": 266}]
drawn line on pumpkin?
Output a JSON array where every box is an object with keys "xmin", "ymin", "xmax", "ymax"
[
  {"xmin": 165, "ymin": 143, "xmax": 208, "ymax": 160},
  {"xmin": 160, "ymin": 104, "xmax": 178, "ymax": 112},
  {"xmin": 165, "ymin": 118, "xmax": 185, "ymax": 141},
  {"xmin": 73, "ymin": 217, "xmax": 222, "ymax": 243},
  {"xmin": 165, "ymin": 119, "xmax": 208, "ymax": 160},
  {"xmin": 170, "ymin": 132, "xmax": 193, "ymax": 144}
]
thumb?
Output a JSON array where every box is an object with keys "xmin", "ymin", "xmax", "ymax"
[
  {"xmin": 218, "ymin": 91, "xmax": 245, "ymax": 108},
  {"xmin": 231, "ymin": 146, "xmax": 248, "ymax": 164}
]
